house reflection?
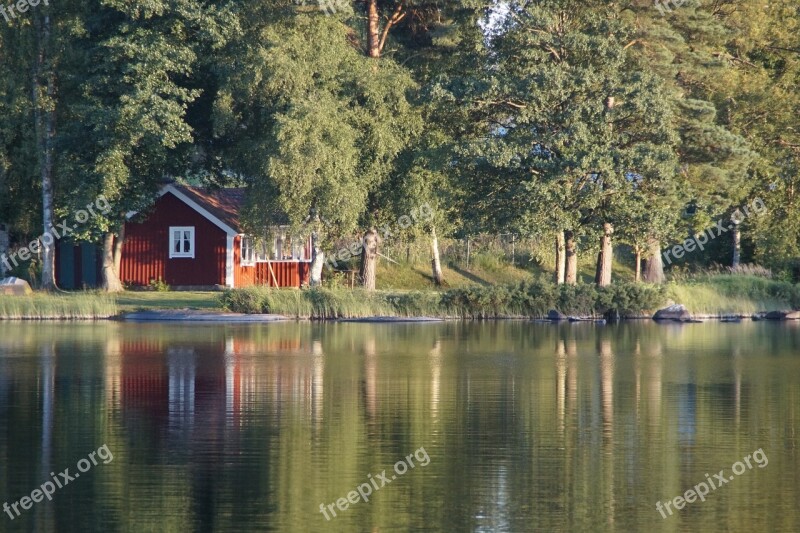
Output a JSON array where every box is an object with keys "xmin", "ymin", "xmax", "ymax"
[{"xmin": 111, "ymin": 331, "xmax": 324, "ymax": 440}]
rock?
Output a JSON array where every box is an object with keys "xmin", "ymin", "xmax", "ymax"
[
  {"xmin": 653, "ymin": 304, "xmax": 692, "ymax": 322},
  {"xmin": 0, "ymin": 277, "xmax": 32, "ymax": 296},
  {"xmin": 567, "ymin": 316, "xmax": 605, "ymax": 324},
  {"xmin": 721, "ymin": 317, "xmax": 742, "ymax": 323},
  {"xmin": 547, "ymin": 309, "xmax": 568, "ymax": 321},
  {"xmin": 764, "ymin": 310, "xmax": 800, "ymax": 320}
]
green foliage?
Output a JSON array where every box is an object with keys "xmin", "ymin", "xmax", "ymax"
[
  {"xmin": 1, "ymin": 0, "xmax": 799, "ymax": 285},
  {"xmin": 214, "ymin": 9, "xmax": 421, "ymax": 241},
  {"xmin": 147, "ymin": 278, "xmax": 170, "ymax": 292}
]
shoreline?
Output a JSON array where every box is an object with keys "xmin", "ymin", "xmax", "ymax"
[
  {"xmin": 0, "ymin": 310, "xmax": 797, "ymax": 323},
  {"xmin": 2, "ymin": 277, "xmax": 799, "ymax": 322}
]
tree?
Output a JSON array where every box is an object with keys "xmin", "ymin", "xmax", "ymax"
[
  {"xmin": 433, "ymin": 1, "xmax": 679, "ymax": 287},
  {"xmin": 213, "ymin": 4, "xmax": 420, "ymax": 290},
  {"xmin": 31, "ymin": 6, "xmax": 59, "ymax": 289},
  {"xmin": 56, "ymin": 0, "xmax": 233, "ymax": 292},
  {"xmin": 625, "ymin": 1, "xmax": 757, "ymax": 272}
]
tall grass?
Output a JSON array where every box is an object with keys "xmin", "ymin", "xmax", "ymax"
[
  {"xmin": 668, "ymin": 275, "xmax": 800, "ymax": 315},
  {"xmin": 0, "ymin": 293, "xmax": 118, "ymax": 320},
  {"xmin": 221, "ymin": 287, "xmax": 438, "ymax": 319}
]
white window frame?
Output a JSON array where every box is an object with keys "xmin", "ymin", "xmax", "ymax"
[
  {"xmin": 169, "ymin": 226, "xmax": 195, "ymax": 259},
  {"xmin": 241, "ymin": 235, "xmax": 255, "ymax": 267}
]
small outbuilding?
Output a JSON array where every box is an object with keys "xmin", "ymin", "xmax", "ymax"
[{"xmin": 57, "ymin": 184, "xmax": 313, "ymax": 290}]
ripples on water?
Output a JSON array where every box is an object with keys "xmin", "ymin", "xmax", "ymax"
[{"xmin": 0, "ymin": 321, "xmax": 798, "ymax": 532}]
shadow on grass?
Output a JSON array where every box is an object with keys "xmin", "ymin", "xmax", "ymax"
[{"xmin": 449, "ymin": 265, "xmax": 491, "ymax": 286}]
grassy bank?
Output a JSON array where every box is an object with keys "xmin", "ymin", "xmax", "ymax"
[
  {"xmin": 0, "ymin": 290, "xmax": 220, "ymax": 320},
  {"xmin": 1, "ymin": 275, "xmax": 796, "ymax": 320},
  {"xmin": 222, "ymin": 275, "xmax": 800, "ymax": 320},
  {"xmin": 0, "ymin": 293, "xmax": 118, "ymax": 320},
  {"xmin": 221, "ymin": 281, "xmax": 668, "ymax": 319}
]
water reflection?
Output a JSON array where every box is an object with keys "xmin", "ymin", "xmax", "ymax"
[{"xmin": 0, "ymin": 321, "xmax": 797, "ymax": 532}]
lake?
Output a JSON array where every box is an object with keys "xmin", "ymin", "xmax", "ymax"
[{"xmin": 0, "ymin": 321, "xmax": 798, "ymax": 532}]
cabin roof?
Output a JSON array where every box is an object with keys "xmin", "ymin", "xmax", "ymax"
[{"xmin": 172, "ymin": 186, "xmax": 246, "ymax": 234}]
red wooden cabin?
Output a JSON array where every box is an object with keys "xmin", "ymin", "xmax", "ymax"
[{"xmin": 58, "ymin": 184, "xmax": 312, "ymax": 289}]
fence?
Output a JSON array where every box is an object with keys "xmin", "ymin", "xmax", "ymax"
[{"xmin": 328, "ymin": 232, "xmax": 538, "ymax": 271}]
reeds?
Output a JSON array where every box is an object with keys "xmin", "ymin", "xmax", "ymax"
[{"xmin": 0, "ymin": 293, "xmax": 118, "ymax": 320}]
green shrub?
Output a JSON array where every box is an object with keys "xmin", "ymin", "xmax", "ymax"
[
  {"xmin": 221, "ymin": 286, "xmax": 268, "ymax": 314},
  {"xmin": 148, "ymin": 278, "xmax": 170, "ymax": 292}
]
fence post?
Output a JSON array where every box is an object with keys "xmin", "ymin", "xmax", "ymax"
[{"xmin": 511, "ymin": 234, "xmax": 516, "ymax": 266}]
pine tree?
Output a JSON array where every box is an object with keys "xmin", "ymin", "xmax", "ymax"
[{"xmin": 432, "ymin": 0, "xmax": 679, "ymax": 285}]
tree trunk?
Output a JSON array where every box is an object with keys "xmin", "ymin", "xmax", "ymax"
[
  {"xmin": 555, "ymin": 231, "xmax": 566, "ymax": 284},
  {"xmin": 0, "ymin": 224, "xmax": 8, "ymax": 277},
  {"xmin": 359, "ymin": 228, "xmax": 380, "ymax": 291},
  {"xmin": 732, "ymin": 219, "xmax": 741, "ymax": 268},
  {"xmin": 642, "ymin": 239, "xmax": 665, "ymax": 284},
  {"xmin": 33, "ymin": 13, "xmax": 57, "ymax": 291},
  {"xmin": 594, "ymin": 223, "xmax": 613, "ymax": 287},
  {"xmin": 431, "ymin": 226, "xmax": 443, "ymax": 285},
  {"xmin": 310, "ymin": 231, "xmax": 324, "ymax": 287},
  {"xmin": 634, "ymin": 247, "xmax": 642, "ymax": 283},
  {"xmin": 565, "ymin": 230, "xmax": 578, "ymax": 285},
  {"xmin": 366, "ymin": 0, "xmax": 381, "ymax": 58},
  {"xmin": 101, "ymin": 233, "xmax": 124, "ymax": 293},
  {"xmin": 113, "ymin": 224, "xmax": 125, "ymax": 276}
]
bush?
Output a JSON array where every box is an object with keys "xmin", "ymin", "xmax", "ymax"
[
  {"xmin": 221, "ymin": 286, "xmax": 268, "ymax": 314},
  {"xmin": 148, "ymin": 278, "xmax": 170, "ymax": 292}
]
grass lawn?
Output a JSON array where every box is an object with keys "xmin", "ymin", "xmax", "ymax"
[
  {"xmin": 114, "ymin": 291, "xmax": 223, "ymax": 312},
  {"xmin": 371, "ymin": 256, "xmax": 633, "ymax": 291}
]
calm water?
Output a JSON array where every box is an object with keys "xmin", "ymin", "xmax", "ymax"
[{"xmin": 0, "ymin": 321, "xmax": 798, "ymax": 532}]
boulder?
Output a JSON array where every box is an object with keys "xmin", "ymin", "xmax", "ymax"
[
  {"xmin": 653, "ymin": 304, "xmax": 692, "ymax": 322},
  {"xmin": 0, "ymin": 277, "xmax": 32, "ymax": 296},
  {"xmin": 547, "ymin": 309, "xmax": 568, "ymax": 321},
  {"xmin": 764, "ymin": 310, "xmax": 800, "ymax": 321}
]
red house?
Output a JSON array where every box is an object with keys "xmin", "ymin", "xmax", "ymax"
[{"xmin": 57, "ymin": 184, "xmax": 312, "ymax": 289}]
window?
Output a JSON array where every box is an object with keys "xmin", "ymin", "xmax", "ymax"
[
  {"xmin": 242, "ymin": 228, "xmax": 308, "ymax": 263},
  {"xmin": 169, "ymin": 227, "xmax": 195, "ymax": 258},
  {"xmin": 241, "ymin": 236, "xmax": 255, "ymax": 266}
]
